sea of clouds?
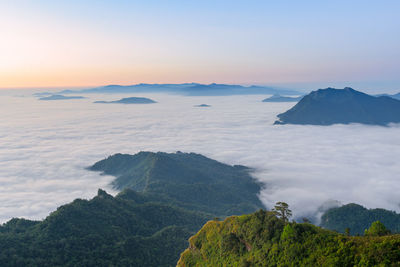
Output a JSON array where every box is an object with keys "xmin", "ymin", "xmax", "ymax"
[{"xmin": 0, "ymin": 91, "xmax": 400, "ymax": 223}]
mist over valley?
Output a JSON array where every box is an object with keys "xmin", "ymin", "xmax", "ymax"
[{"xmin": 1, "ymin": 90, "xmax": 399, "ymax": 224}]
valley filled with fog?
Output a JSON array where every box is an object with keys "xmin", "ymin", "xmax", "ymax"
[{"xmin": 1, "ymin": 90, "xmax": 399, "ymax": 223}]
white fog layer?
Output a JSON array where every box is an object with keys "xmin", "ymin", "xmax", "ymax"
[{"xmin": 1, "ymin": 92, "xmax": 400, "ymax": 223}]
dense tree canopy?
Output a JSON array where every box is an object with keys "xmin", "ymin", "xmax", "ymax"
[
  {"xmin": 0, "ymin": 189, "xmax": 211, "ymax": 267},
  {"xmin": 178, "ymin": 210, "xmax": 400, "ymax": 266},
  {"xmin": 0, "ymin": 152, "xmax": 265, "ymax": 266}
]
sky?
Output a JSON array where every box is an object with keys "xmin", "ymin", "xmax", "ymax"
[
  {"xmin": 1, "ymin": 91, "xmax": 400, "ymax": 223},
  {"xmin": 0, "ymin": 1, "xmax": 399, "ymax": 91}
]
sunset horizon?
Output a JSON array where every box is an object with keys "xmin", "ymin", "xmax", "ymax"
[
  {"xmin": 1, "ymin": 1, "xmax": 400, "ymax": 265},
  {"xmin": 1, "ymin": 1, "xmax": 399, "ymax": 92}
]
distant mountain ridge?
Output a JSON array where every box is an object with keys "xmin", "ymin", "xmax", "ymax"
[
  {"xmin": 262, "ymin": 94, "xmax": 303, "ymax": 102},
  {"xmin": 94, "ymin": 97, "xmax": 156, "ymax": 104},
  {"xmin": 89, "ymin": 151, "xmax": 263, "ymax": 216},
  {"xmin": 375, "ymin": 92, "xmax": 400, "ymax": 100},
  {"xmin": 38, "ymin": 94, "xmax": 85, "ymax": 100},
  {"xmin": 57, "ymin": 83, "xmax": 301, "ymax": 96},
  {"xmin": 275, "ymin": 87, "xmax": 400, "ymax": 125}
]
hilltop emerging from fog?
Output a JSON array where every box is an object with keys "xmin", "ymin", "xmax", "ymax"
[
  {"xmin": 94, "ymin": 97, "xmax": 156, "ymax": 104},
  {"xmin": 275, "ymin": 87, "xmax": 400, "ymax": 126},
  {"xmin": 89, "ymin": 151, "xmax": 263, "ymax": 216}
]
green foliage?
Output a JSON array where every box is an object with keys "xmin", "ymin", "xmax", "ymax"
[
  {"xmin": 0, "ymin": 152, "xmax": 264, "ymax": 266},
  {"xmin": 281, "ymin": 224, "xmax": 295, "ymax": 240},
  {"xmin": 89, "ymin": 151, "xmax": 263, "ymax": 216},
  {"xmin": 178, "ymin": 210, "xmax": 400, "ymax": 266},
  {"xmin": 0, "ymin": 189, "xmax": 211, "ymax": 267},
  {"xmin": 221, "ymin": 233, "xmax": 246, "ymax": 254},
  {"xmin": 364, "ymin": 221, "xmax": 391, "ymax": 237},
  {"xmin": 272, "ymin": 201, "xmax": 292, "ymax": 222},
  {"xmin": 321, "ymin": 203, "xmax": 400, "ymax": 235},
  {"xmin": 345, "ymin": 227, "xmax": 350, "ymax": 236}
]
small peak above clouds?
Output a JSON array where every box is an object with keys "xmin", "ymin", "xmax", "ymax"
[{"xmin": 275, "ymin": 87, "xmax": 400, "ymax": 125}]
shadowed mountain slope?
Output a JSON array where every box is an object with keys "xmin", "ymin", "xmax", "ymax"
[{"xmin": 275, "ymin": 87, "xmax": 400, "ymax": 125}]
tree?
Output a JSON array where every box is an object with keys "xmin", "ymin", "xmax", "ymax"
[
  {"xmin": 272, "ymin": 202, "xmax": 292, "ymax": 223},
  {"xmin": 345, "ymin": 228, "xmax": 350, "ymax": 236},
  {"xmin": 364, "ymin": 221, "xmax": 390, "ymax": 236}
]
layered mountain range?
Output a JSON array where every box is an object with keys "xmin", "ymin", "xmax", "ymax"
[{"xmin": 57, "ymin": 83, "xmax": 301, "ymax": 96}]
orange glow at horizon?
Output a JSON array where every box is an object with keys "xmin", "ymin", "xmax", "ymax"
[
  {"xmin": 1, "ymin": 1, "xmax": 398, "ymax": 89},
  {"xmin": 0, "ymin": 65, "xmax": 326, "ymax": 89}
]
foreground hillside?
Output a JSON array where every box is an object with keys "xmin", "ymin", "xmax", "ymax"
[
  {"xmin": 275, "ymin": 87, "xmax": 400, "ymax": 125},
  {"xmin": 0, "ymin": 189, "xmax": 210, "ymax": 266},
  {"xmin": 178, "ymin": 210, "xmax": 400, "ymax": 266},
  {"xmin": 89, "ymin": 151, "xmax": 263, "ymax": 216}
]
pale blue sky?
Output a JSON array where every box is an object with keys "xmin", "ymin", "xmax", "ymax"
[{"xmin": 1, "ymin": 0, "xmax": 399, "ymax": 91}]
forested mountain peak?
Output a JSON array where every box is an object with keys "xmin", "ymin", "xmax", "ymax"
[{"xmin": 89, "ymin": 151, "xmax": 263, "ymax": 216}]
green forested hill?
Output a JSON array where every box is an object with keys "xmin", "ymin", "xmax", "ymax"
[
  {"xmin": 178, "ymin": 210, "xmax": 400, "ymax": 267},
  {"xmin": 321, "ymin": 203, "xmax": 400, "ymax": 235},
  {"xmin": 89, "ymin": 151, "xmax": 263, "ymax": 216},
  {"xmin": 0, "ymin": 189, "xmax": 211, "ymax": 267},
  {"xmin": 0, "ymin": 152, "xmax": 264, "ymax": 266}
]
